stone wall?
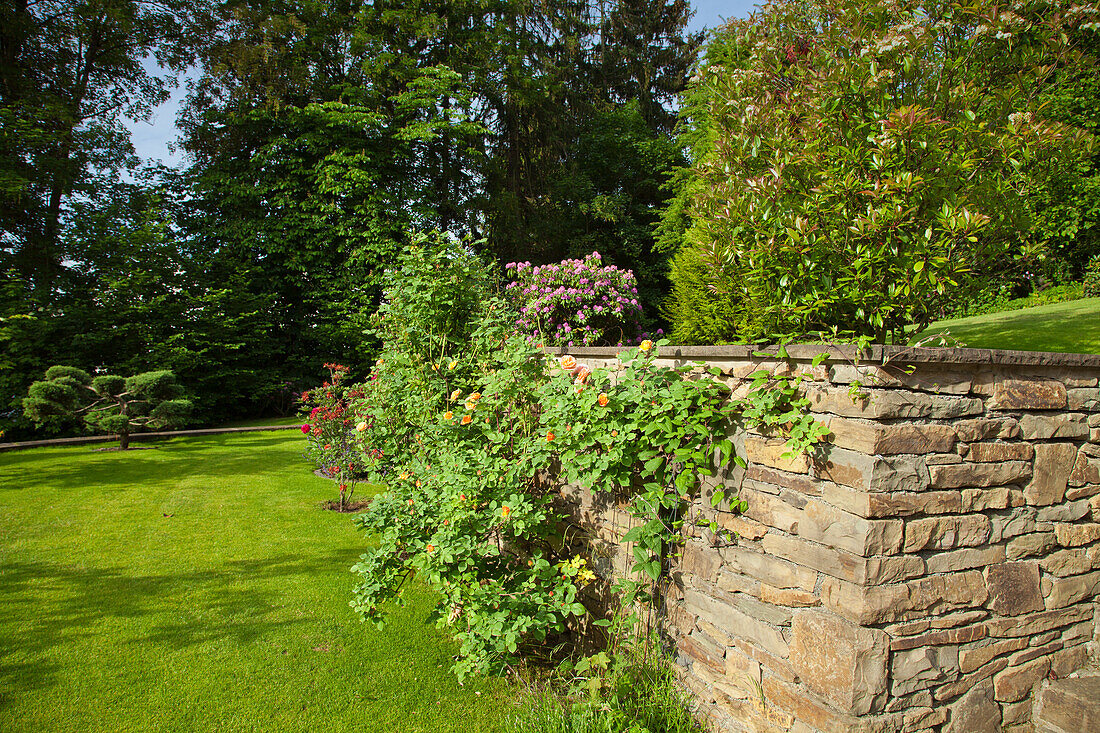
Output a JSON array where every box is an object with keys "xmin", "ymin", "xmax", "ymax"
[{"xmin": 551, "ymin": 344, "xmax": 1100, "ymax": 733}]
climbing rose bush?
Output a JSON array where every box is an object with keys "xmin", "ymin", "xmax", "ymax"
[{"xmin": 505, "ymin": 252, "xmax": 653, "ymax": 346}]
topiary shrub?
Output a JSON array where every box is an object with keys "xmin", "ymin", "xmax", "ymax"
[{"xmin": 23, "ymin": 367, "xmax": 192, "ymax": 448}]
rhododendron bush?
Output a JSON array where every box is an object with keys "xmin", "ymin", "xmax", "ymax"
[{"xmin": 505, "ymin": 252, "xmax": 658, "ymax": 347}]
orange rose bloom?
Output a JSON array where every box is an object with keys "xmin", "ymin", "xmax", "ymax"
[
  {"xmin": 469, "ymin": 392, "xmax": 482, "ymax": 401},
  {"xmin": 464, "ymin": 399, "xmax": 477, "ymax": 411},
  {"xmin": 598, "ymin": 393, "xmax": 609, "ymax": 406},
  {"xmin": 461, "ymin": 414, "xmax": 473, "ymax": 425},
  {"xmin": 639, "ymin": 339, "xmax": 653, "ymax": 352},
  {"xmin": 546, "ymin": 430, "xmax": 556, "ymax": 442},
  {"xmin": 560, "ymin": 355, "xmax": 577, "ymax": 370},
  {"xmin": 444, "ymin": 411, "xmax": 454, "ymax": 420},
  {"xmin": 426, "ymin": 544, "xmax": 435, "ymax": 553},
  {"xmin": 611, "ymin": 429, "xmax": 618, "ymax": 437},
  {"xmin": 450, "ymin": 389, "xmax": 462, "ymax": 401},
  {"xmin": 501, "ymin": 506, "xmax": 511, "ymax": 518}
]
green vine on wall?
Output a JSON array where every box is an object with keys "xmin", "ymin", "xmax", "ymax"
[{"xmin": 335, "ymin": 240, "xmax": 827, "ymax": 679}]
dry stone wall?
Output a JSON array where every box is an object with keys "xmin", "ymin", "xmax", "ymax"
[{"xmin": 551, "ymin": 344, "xmax": 1100, "ymax": 733}]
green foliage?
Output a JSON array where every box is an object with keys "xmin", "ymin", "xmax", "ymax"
[
  {"xmin": 23, "ymin": 366, "xmax": 192, "ymax": 448},
  {"xmin": 662, "ymin": 0, "xmax": 1097, "ymax": 344},
  {"xmin": 1085, "ymin": 256, "xmax": 1100, "ymax": 298},
  {"xmin": 340, "ymin": 242, "xmax": 825, "ymax": 680},
  {"xmin": 663, "ymin": 243, "xmax": 741, "ymax": 345},
  {"xmin": 0, "ymin": 0, "xmax": 199, "ymax": 299},
  {"xmin": 509, "ymin": 641, "xmax": 702, "ymax": 733}
]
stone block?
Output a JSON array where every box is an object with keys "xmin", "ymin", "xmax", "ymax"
[
  {"xmin": 925, "ymin": 545, "xmax": 1006, "ymax": 574},
  {"xmin": 1050, "ymin": 643, "xmax": 1088, "ymax": 677},
  {"xmin": 1000, "ymin": 700, "xmax": 1031, "ymax": 727},
  {"xmin": 1025, "ymin": 443, "xmax": 1079, "ymax": 506},
  {"xmin": 1006, "ymin": 640, "xmax": 1062, "ymax": 667},
  {"xmin": 989, "ymin": 378, "xmax": 1067, "ymax": 410},
  {"xmin": 903, "ymin": 514, "xmax": 992, "ymax": 552},
  {"xmin": 1069, "ymin": 452, "xmax": 1100, "ymax": 487},
  {"xmin": 962, "ymin": 487, "xmax": 1014, "ymax": 512},
  {"xmin": 1068, "ymin": 386, "xmax": 1100, "ymax": 410},
  {"xmin": 804, "ymin": 385, "xmax": 983, "ymax": 419},
  {"xmin": 953, "ymin": 418, "xmax": 1021, "ymax": 442},
  {"xmin": 934, "ymin": 657, "xmax": 1009, "ymax": 701},
  {"xmin": 990, "ymin": 507, "xmax": 1038, "ymax": 542},
  {"xmin": 929, "ymin": 461, "xmax": 1031, "ymax": 489},
  {"xmin": 800, "ymin": 498, "xmax": 903, "ymax": 556},
  {"xmin": 680, "ymin": 541, "xmax": 721, "ymax": 582},
  {"xmin": 985, "ymin": 562, "xmax": 1044, "ymax": 616},
  {"xmin": 724, "ymin": 646, "xmax": 761, "ymax": 683},
  {"xmin": 760, "ymin": 532, "xmax": 924, "ymax": 585},
  {"xmin": 1040, "ymin": 547, "xmax": 1098, "ymax": 577},
  {"xmin": 1037, "ymin": 498, "xmax": 1092, "ymax": 523},
  {"xmin": 890, "ymin": 623, "xmax": 987, "ymax": 651},
  {"xmin": 734, "ymin": 637, "xmax": 798, "ymax": 683},
  {"xmin": 1018, "ymin": 413, "xmax": 1089, "ymax": 440},
  {"xmin": 824, "ymin": 416, "xmax": 957, "ymax": 455},
  {"xmin": 985, "ymin": 605, "xmax": 1093, "ymax": 638},
  {"xmin": 1006, "ymin": 531, "xmax": 1056, "ymax": 560},
  {"xmin": 1046, "ymin": 569, "xmax": 1100, "ymax": 609},
  {"xmin": 811, "ymin": 445, "xmax": 927, "ymax": 493},
  {"xmin": 959, "ymin": 637, "xmax": 1028, "ymax": 674},
  {"xmin": 891, "ymin": 645, "xmax": 959, "ymax": 696},
  {"xmin": 744, "ymin": 435, "xmax": 810, "ymax": 474},
  {"xmin": 965, "ymin": 442, "xmax": 1034, "ymax": 462},
  {"xmin": 828, "ymin": 363, "xmax": 972, "ymax": 394},
  {"xmin": 1054, "ymin": 521, "xmax": 1100, "ymax": 547},
  {"xmin": 745, "ymin": 464, "xmax": 821, "ymax": 496},
  {"xmin": 712, "ymin": 568, "xmax": 759, "ymax": 597},
  {"xmin": 740, "ymin": 486, "xmax": 802, "ymax": 534},
  {"xmin": 1037, "ymin": 676, "xmax": 1100, "ymax": 733},
  {"xmin": 789, "ymin": 610, "xmax": 889, "ymax": 715},
  {"xmin": 760, "ymin": 583, "xmax": 819, "ymax": 608},
  {"xmin": 676, "ymin": 633, "xmax": 725, "ymax": 674},
  {"xmin": 716, "ymin": 545, "xmax": 817, "ymax": 591},
  {"xmin": 943, "ymin": 680, "xmax": 1001, "ymax": 733},
  {"xmin": 993, "ymin": 657, "xmax": 1050, "ymax": 702},
  {"xmin": 683, "ymin": 587, "xmax": 789, "ymax": 658},
  {"xmin": 716, "ymin": 513, "xmax": 768, "ymax": 540},
  {"xmin": 1067, "ymin": 481, "xmax": 1100, "ymax": 501},
  {"xmin": 820, "ymin": 571, "xmax": 987, "ymax": 626}
]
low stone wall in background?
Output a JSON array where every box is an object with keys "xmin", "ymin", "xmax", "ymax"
[{"xmin": 551, "ymin": 344, "xmax": 1100, "ymax": 733}]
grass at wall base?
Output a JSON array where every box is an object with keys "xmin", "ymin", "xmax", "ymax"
[{"xmin": 0, "ymin": 431, "xmax": 513, "ymax": 732}]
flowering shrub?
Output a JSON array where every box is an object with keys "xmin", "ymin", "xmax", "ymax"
[
  {"xmin": 300, "ymin": 363, "xmax": 369, "ymax": 510},
  {"xmin": 1085, "ymin": 255, "xmax": 1100, "ymax": 298},
  {"xmin": 662, "ymin": 0, "xmax": 1095, "ymax": 343},
  {"xmin": 331, "ymin": 237, "xmax": 823, "ymax": 680},
  {"xmin": 505, "ymin": 252, "xmax": 654, "ymax": 346}
]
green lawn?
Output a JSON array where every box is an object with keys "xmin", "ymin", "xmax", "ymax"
[
  {"xmin": 915, "ymin": 296, "xmax": 1100, "ymax": 355},
  {"xmin": 0, "ymin": 432, "xmax": 515, "ymax": 732}
]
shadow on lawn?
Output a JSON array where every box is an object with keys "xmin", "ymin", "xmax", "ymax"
[
  {"xmin": 0, "ymin": 549, "xmax": 360, "ymax": 707},
  {"xmin": 0, "ymin": 435, "xmax": 318, "ymax": 493}
]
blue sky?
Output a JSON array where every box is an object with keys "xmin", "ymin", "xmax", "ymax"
[{"xmin": 127, "ymin": 0, "xmax": 759, "ymax": 166}]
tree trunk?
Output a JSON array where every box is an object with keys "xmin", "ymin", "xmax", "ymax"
[{"xmin": 119, "ymin": 432, "xmax": 130, "ymax": 450}]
